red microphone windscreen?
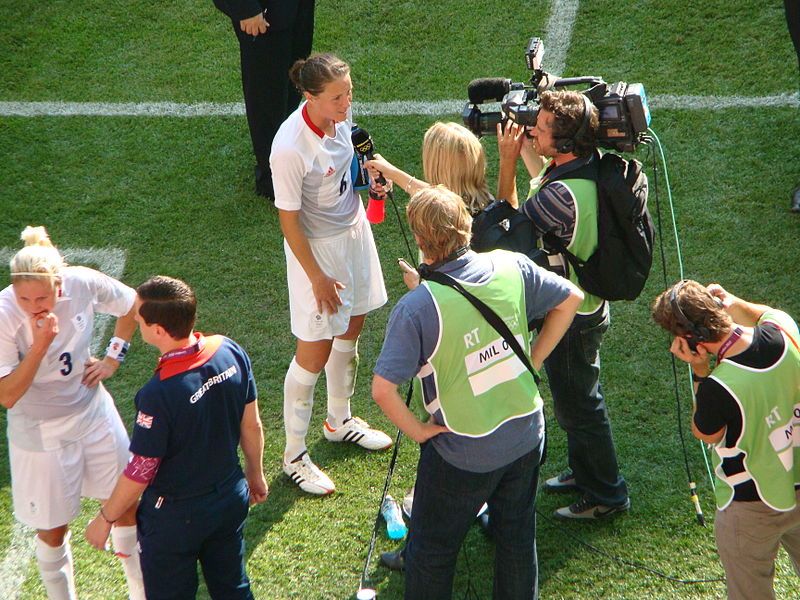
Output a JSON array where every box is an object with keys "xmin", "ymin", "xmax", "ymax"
[{"xmin": 366, "ymin": 197, "xmax": 385, "ymax": 224}]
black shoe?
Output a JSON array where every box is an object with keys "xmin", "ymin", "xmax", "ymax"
[
  {"xmin": 791, "ymin": 187, "xmax": 800, "ymax": 213},
  {"xmin": 554, "ymin": 495, "xmax": 630, "ymax": 520},
  {"xmin": 543, "ymin": 470, "xmax": 578, "ymax": 493},
  {"xmin": 380, "ymin": 549, "xmax": 405, "ymax": 571}
]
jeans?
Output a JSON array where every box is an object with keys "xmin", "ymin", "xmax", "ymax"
[
  {"xmin": 404, "ymin": 441, "xmax": 543, "ymax": 600},
  {"xmin": 137, "ymin": 475, "xmax": 253, "ymax": 600},
  {"xmin": 544, "ymin": 304, "xmax": 628, "ymax": 506}
]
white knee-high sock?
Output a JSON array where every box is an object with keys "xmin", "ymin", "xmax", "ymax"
[
  {"xmin": 325, "ymin": 338, "xmax": 358, "ymax": 428},
  {"xmin": 111, "ymin": 525, "xmax": 145, "ymax": 600},
  {"xmin": 35, "ymin": 532, "xmax": 76, "ymax": 600},
  {"xmin": 284, "ymin": 357, "xmax": 321, "ymax": 462}
]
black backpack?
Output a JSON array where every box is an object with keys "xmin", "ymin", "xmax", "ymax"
[
  {"xmin": 471, "ymin": 199, "xmax": 548, "ymax": 268},
  {"xmin": 544, "ymin": 152, "xmax": 654, "ymax": 301}
]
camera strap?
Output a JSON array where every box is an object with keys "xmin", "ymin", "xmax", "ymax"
[{"xmin": 420, "ymin": 269, "xmax": 540, "ymax": 385}]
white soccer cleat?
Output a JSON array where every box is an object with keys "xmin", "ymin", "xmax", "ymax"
[
  {"xmin": 323, "ymin": 416, "xmax": 393, "ymax": 451},
  {"xmin": 283, "ymin": 452, "xmax": 336, "ymax": 495}
]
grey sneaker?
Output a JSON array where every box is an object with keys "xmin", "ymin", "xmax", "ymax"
[
  {"xmin": 380, "ymin": 550, "xmax": 405, "ymax": 571},
  {"xmin": 555, "ymin": 495, "xmax": 630, "ymax": 520},
  {"xmin": 544, "ymin": 470, "xmax": 578, "ymax": 493}
]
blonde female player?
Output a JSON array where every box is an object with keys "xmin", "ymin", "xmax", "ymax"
[
  {"xmin": 0, "ymin": 227, "xmax": 144, "ymax": 600},
  {"xmin": 270, "ymin": 53, "xmax": 392, "ymax": 495}
]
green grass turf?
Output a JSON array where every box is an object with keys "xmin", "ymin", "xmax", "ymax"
[{"xmin": 1, "ymin": 0, "xmax": 800, "ymax": 598}]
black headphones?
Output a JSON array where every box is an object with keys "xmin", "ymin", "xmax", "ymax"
[
  {"xmin": 669, "ymin": 280, "xmax": 712, "ymax": 352},
  {"xmin": 554, "ymin": 94, "xmax": 592, "ymax": 155}
]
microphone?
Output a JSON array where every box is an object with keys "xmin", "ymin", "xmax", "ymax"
[
  {"xmin": 467, "ymin": 78, "xmax": 511, "ymax": 104},
  {"xmin": 351, "ymin": 126, "xmax": 387, "ymax": 224}
]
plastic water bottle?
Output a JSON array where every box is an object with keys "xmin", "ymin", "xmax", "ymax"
[{"xmin": 381, "ymin": 494, "xmax": 408, "ymax": 540}]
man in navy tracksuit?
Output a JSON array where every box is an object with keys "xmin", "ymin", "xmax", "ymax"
[{"xmin": 85, "ymin": 276, "xmax": 268, "ymax": 599}]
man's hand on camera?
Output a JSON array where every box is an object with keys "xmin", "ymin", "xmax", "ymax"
[{"xmin": 497, "ymin": 120, "xmax": 525, "ymax": 163}]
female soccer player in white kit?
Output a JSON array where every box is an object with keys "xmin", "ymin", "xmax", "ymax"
[
  {"xmin": 0, "ymin": 227, "xmax": 144, "ymax": 600},
  {"xmin": 271, "ymin": 53, "xmax": 392, "ymax": 495}
]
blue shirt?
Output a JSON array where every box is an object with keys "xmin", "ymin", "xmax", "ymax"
[
  {"xmin": 374, "ymin": 250, "xmax": 573, "ymax": 472},
  {"xmin": 130, "ymin": 334, "xmax": 257, "ymax": 497}
]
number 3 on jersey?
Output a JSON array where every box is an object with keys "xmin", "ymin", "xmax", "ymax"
[{"xmin": 59, "ymin": 351, "xmax": 72, "ymax": 376}]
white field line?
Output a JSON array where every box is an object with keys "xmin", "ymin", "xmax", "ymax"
[
  {"xmin": 0, "ymin": 522, "xmax": 35, "ymax": 600},
  {"xmin": 544, "ymin": 0, "xmax": 580, "ymax": 77},
  {"xmin": 0, "ymin": 93, "xmax": 797, "ymax": 119},
  {"xmin": 0, "ymin": 247, "xmax": 127, "ymax": 600}
]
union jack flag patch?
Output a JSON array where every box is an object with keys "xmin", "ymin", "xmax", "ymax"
[{"xmin": 136, "ymin": 411, "xmax": 154, "ymax": 429}]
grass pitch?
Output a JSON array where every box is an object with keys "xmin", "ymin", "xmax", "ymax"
[{"xmin": 2, "ymin": 0, "xmax": 800, "ymax": 598}]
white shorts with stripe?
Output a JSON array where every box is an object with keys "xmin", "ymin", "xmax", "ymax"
[
  {"xmin": 285, "ymin": 213, "xmax": 387, "ymax": 341},
  {"xmin": 9, "ymin": 385, "xmax": 130, "ymax": 530}
]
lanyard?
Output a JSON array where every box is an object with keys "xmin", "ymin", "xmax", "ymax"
[
  {"xmin": 716, "ymin": 327, "xmax": 743, "ymax": 362},
  {"xmin": 157, "ymin": 334, "xmax": 204, "ymax": 369}
]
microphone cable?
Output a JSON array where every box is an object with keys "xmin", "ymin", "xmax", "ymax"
[
  {"xmin": 357, "ymin": 381, "xmax": 414, "ymax": 599},
  {"xmin": 649, "ymin": 127, "xmax": 716, "ymax": 524}
]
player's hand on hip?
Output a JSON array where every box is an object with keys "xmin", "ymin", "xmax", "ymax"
[
  {"xmin": 30, "ymin": 313, "xmax": 58, "ymax": 351},
  {"xmin": 82, "ymin": 356, "xmax": 119, "ymax": 387},
  {"xmin": 312, "ymin": 274, "xmax": 345, "ymax": 314}
]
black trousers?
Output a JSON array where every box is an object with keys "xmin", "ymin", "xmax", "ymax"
[
  {"xmin": 231, "ymin": 0, "xmax": 315, "ymax": 165},
  {"xmin": 787, "ymin": 0, "xmax": 800, "ymax": 74}
]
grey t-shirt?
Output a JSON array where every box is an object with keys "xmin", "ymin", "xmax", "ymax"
[{"xmin": 374, "ymin": 250, "xmax": 573, "ymax": 472}]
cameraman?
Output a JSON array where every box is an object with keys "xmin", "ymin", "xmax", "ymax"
[
  {"xmin": 651, "ymin": 280, "xmax": 800, "ymax": 599},
  {"xmin": 496, "ymin": 90, "xmax": 630, "ymax": 519}
]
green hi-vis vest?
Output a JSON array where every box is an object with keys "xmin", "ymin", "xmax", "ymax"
[
  {"xmin": 710, "ymin": 312, "xmax": 800, "ymax": 511},
  {"xmin": 422, "ymin": 251, "xmax": 540, "ymax": 437},
  {"xmin": 528, "ymin": 159, "xmax": 602, "ymax": 315}
]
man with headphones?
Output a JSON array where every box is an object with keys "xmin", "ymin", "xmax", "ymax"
[
  {"xmin": 652, "ymin": 280, "xmax": 800, "ymax": 599},
  {"xmin": 496, "ymin": 90, "xmax": 630, "ymax": 519}
]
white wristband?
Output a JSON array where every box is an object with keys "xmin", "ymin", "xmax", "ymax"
[{"xmin": 105, "ymin": 336, "xmax": 130, "ymax": 363}]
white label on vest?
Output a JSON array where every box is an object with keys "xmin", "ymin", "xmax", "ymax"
[
  {"xmin": 464, "ymin": 335, "xmax": 527, "ymax": 396},
  {"xmin": 768, "ymin": 403, "xmax": 800, "ymax": 471}
]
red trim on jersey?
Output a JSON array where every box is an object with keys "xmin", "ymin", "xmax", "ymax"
[
  {"xmin": 156, "ymin": 333, "xmax": 224, "ymax": 380},
  {"xmin": 302, "ymin": 104, "xmax": 325, "ymax": 139}
]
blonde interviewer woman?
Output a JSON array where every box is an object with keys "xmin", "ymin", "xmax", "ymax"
[{"xmin": 0, "ymin": 226, "xmax": 144, "ymax": 600}]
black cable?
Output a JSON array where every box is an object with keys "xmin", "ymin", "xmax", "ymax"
[
  {"xmin": 650, "ymin": 146, "xmax": 705, "ymax": 526},
  {"xmin": 387, "ymin": 188, "xmax": 416, "ymax": 261},
  {"xmin": 537, "ymin": 509, "xmax": 724, "ymax": 584},
  {"xmin": 358, "ymin": 381, "xmax": 414, "ymax": 594}
]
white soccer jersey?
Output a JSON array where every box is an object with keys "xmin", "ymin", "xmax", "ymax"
[
  {"xmin": 271, "ymin": 103, "xmax": 362, "ymax": 239},
  {"xmin": 0, "ymin": 266, "xmax": 135, "ymax": 426}
]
